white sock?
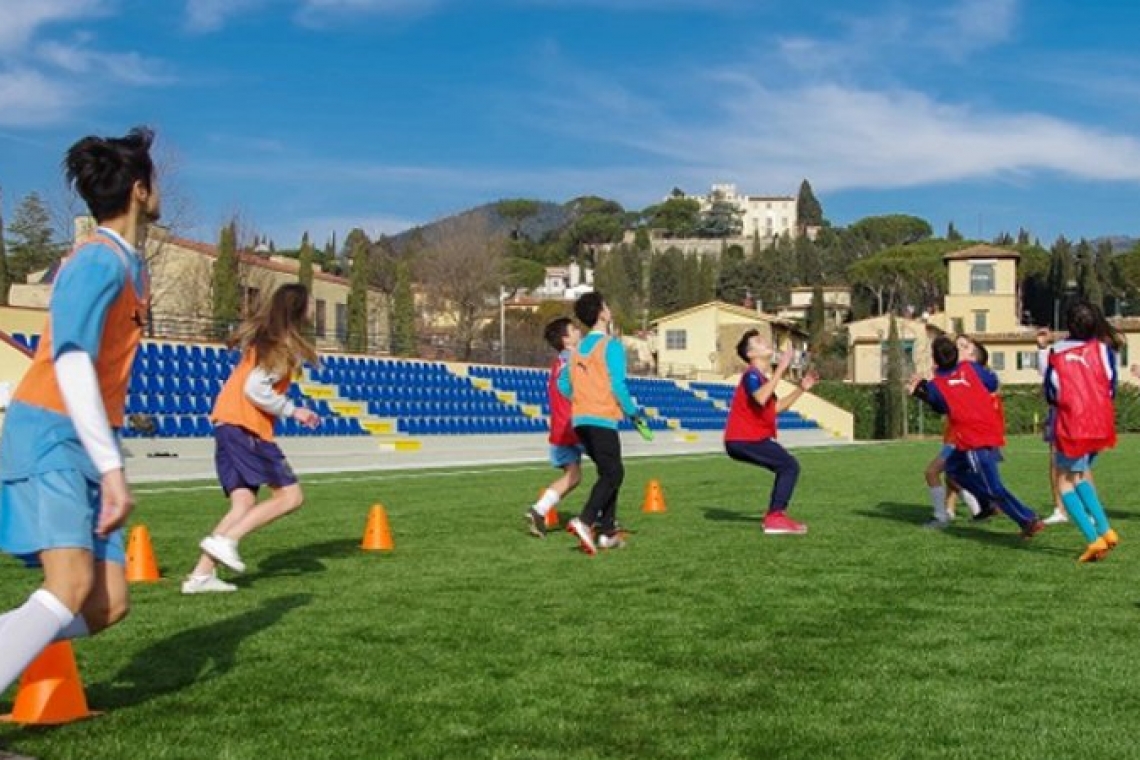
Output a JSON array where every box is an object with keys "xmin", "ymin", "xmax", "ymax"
[
  {"xmin": 533, "ymin": 489, "xmax": 560, "ymax": 517},
  {"xmin": 53, "ymin": 613, "xmax": 90, "ymax": 642},
  {"xmin": 928, "ymin": 485, "xmax": 948, "ymax": 521},
  {"xmin": 0, "ymin": 589, "xmax": 74, "ymax": 695},
  {"xmin": 959, "ymin": 489, "xmax": 982, "ymax": 516}
]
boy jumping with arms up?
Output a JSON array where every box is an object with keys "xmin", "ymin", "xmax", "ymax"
[{"xmin": 724, "ymin": 330, "xmax": 817, "ymax": 535}]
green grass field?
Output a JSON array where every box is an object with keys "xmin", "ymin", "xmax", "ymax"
[{"xmin": 3, "ymin": 436, "xmax": 1140, "ymax": 759}]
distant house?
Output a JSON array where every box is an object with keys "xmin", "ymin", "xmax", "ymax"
[
  {"xmin": 847, "ymin": 243, "xmax": 1138, "ymax": 385},
  {"xmin": 777, "ymin": 286, "xmax": 852, "ymax": 328},
  {"xmin": 651, "ymin": 300, "xmax": 808, "ymax": 381}
]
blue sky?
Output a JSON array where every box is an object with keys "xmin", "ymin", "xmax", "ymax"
[{"xmin": 2, "ymin": 0, "xmax": 1139, "ymax": 249}]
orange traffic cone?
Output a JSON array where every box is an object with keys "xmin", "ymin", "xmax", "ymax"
[
  {"xmin": 125, "ymin": 524, "xmax": 160, "ymax": 583},
  {"xmin": 1, "ymin": 642, "xmax": 99, "ymax": 725},
  {"xmin": 362, "ymin": 504, "xmax": 394, "ymax": 551},
  {"xmin": 642, "ymin": 479, "xmax": 667, "ymax": 513}
]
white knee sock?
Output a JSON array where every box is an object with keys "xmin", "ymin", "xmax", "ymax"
[
  {"xmin": 958, "ymin": 489, "xmax": 982, "ymax": 516},
  {"xmin": 533, "ymin": 488, "xmax": 560, "ymax": 517},
  {"xmin": 0, "ymin": 589, "xmax": 74, "ymax": 695},
  {"xmin": 928, "ymin": 485, "xmax": 948, "ymax": 521}
]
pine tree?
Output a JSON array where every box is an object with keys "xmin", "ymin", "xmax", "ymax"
[
  {"xmin": 0, "ymin": 189, "xmax": 10, "ymax": 306},
  {"xmin": 345, "ymin": 230, "xmax": 370, "ymax": 352},
  {"xmin": 7, "ymin": 191, "xmax": 60, "ymax": 283},
  {"xmin": 946, "ymin": 221, "xmax": 962, "ymax": 241},
  {"xmin": 211, "ymin": 222, "xmax": 241, "ymax": 338},
  {"xmin": 390, "ymin": 260, "xmax": 416, "ymax": 356},
  {"xmin": 297, "ymin": 232, "xmax": 314, "ymax": 292}
]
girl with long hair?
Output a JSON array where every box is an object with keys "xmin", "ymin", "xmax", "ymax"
[{"xmin": 182, "ymin": 283, "xmax": 321, "ymax": 593}]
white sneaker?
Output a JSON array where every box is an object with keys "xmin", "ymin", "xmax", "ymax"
[
  {"xmin": 1043, "ymin": 511, "xmax": 1069, "ymax": 526},
  {"xmin": 181, "ymin": 572, "xmax": 238, "ymax": 595},
  {"xmin": 567, "ymin": 518, "xmax": 597, "ymax": 555},
  {"xmin": 598, "ymin": 533, "xmax": 626, "ymax": 550},
  {"xmin": 199, "ymin": 535, "xmax": 246, "ymax": 573}
]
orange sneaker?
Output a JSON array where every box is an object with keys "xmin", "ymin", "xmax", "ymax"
[
  {"xmin": 1078, "ymin": 537, "xmax": 1109, "ymax": 563},
  {"xmin": 1103, "ymin": 529, "xmax": 1120, "ymax": 550}
]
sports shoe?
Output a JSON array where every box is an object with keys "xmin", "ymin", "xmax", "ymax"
[
  {"xmin": 972, "ymin": 504, "xmax": 999, "ymax": 522},
  {"xmin": 525, "ymin": 508, "xmax": 546, "ymax": 538},
  {"xmin": 567, "ymin": 518, "xmax": 597, "ymax": 555},
  {"xmin": 200, "ymin": 535, "xmax": 246, "ymax": 573},
  {"xmin": 181, "ymin": 572, "xmax": 238, "ymax": 595},
  {"xmin": 1020, "ymin": 519, "xmax": 1046, "ymax": 539},
  {"xmin": 1078, "ymin": 537, "xmax": 1109, "ymax": 563},
  {"xmin": 1043, "ymin": 510, "xmax": 1069, "ymax": 526},
  {"xmin": 1103, "ymin": 528, "xmax": 1120, "ymax": 550},
  {"xmin": 598, "ymin": 533, "xmax": 626, "ymax": 550},
  {"xmin": 923, "ymin": 518, "xmax": 951, "ymax": 530},
  {"xmin": 762, "ymin": 511, "xmax": 808, "ymax": 535}
]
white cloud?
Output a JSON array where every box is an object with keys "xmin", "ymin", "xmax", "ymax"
[
  {"xmin": 941, "ymin": 0, "xmax": 1019, "ymax": 50},
  {"xmin": 0, "ymin": 67, "xmax": 81, "ymax": 126},
  {"xmin": 183, "ymin": 0, "xmax": 269, "ymax": 33},
  {"xmin": 0, "ymin": 0, "xmax": 105, "ymax": 53},
  {"xmin": 36, "ymin": 41, "xmax": 175, "ymax": 86}
]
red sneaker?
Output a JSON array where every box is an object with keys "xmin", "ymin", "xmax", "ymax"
[
  {"xmin": 763, "ymin": 511, "xmax": 808, "ymax": 535},
  {"xmin": 1021, "ymin": 519, "xmax": 1045, "ymax": 539}
]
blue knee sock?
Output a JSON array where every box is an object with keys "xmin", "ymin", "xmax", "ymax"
[
  {"xmin": 1075, "ymin": 480, "xmax": 1110, "ymax": 535},
  {"xmin": 1061, "ymin": 490, "xmax": 1097, "ymax": 542}
]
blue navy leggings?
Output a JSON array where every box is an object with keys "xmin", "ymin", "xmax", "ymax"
[
  {"xmin": 945, "ymin": 447, "xmax": 1038, "ymax": 528},
  {"xmin": 725, "ymin": 439, "xmax": 800, "ymax": 511}
]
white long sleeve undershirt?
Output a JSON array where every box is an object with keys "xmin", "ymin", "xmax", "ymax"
[
  {"xmin": 55, "ymin": 350, "xmax": 123, "ymax": 475},
  {"xmin": 243, "ymin": 365, "xmax": 297, "ymax": 419}
]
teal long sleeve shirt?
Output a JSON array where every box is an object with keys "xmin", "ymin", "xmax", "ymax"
[{"xmin": 557, "ymin": 331, "xmax": 639, "ymax": 430}]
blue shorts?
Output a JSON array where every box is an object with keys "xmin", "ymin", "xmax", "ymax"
[
  {"xmin": 1055, "ymin": 450, "xmax": 1098, "ymax": 473},
  {"xmin": 215, "ymin": 424, "xmax": 298, "ymax": 496},
  {"xmin": 0, "ymin": 469, "xmax": 125, "ymax": 565},
  {"xmin": 549, "ymin": 444, "xmax": 584, "ymax": 469}
]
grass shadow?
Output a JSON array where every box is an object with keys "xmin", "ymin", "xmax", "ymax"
[
  {"xmin": 702, "ymin": 507, "xmax": 761, "ymax": 523},
  {"xmin": 89, "ymin": 593, "xmax": 311, "ymax": 710},
  {"xmin": 241, "ymin": 538, "xmax": 360, "ymax": 582},
  {"xmin": 863, "ymin": 502, "xmax": 1069, "ymax": 554}
]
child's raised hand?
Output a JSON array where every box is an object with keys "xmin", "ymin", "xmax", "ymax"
[
  {"xmin": 800, "ymin": 370, "xmax": 820, "ymax": 392},
  {"xmin": 906, "ymin": 373, "xmax": 923, "ymax": 395},
  {"xmin": 774, "ymin": 350, "xmax": 793, "ymax": 373},
  {"xmin": 293, "ymin": 407, "xmax": 320, "ymax": 429},
  {"xmin": 1035, "ymin": 327, "xmax": 1052, "ymax": 349}
]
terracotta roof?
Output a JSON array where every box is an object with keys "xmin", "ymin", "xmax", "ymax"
[
  {"xmin": 651, "ymin": 300, "xmax": 808, "ymax": 334},
  {"xmin": 160, "ymin": 234, "xmax": 369, "ymax": 289},
  {"xmin": 942, "ymin": 244, "xmax": 1020, "ymax": 262}
]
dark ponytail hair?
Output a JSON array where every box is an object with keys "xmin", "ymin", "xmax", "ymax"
[
  {"xmin": 63, "ymin": 127, "xmax": 155, "ymax": 222},
  {"xmin": 1066, "ymin": 299, "xmax": 1122, "ymax": 350}
]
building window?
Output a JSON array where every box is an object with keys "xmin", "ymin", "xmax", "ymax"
[
  {"xmin": 991, "ymin": 351, "xmax": 1005, "ymax": 371},
  {"xmin": 973, "ymin": 311, "xmax": 987, "ymax": 333},
  {"xmin": 1016, "ymin": 351, "xmax": 1038, "ymax": 371},
  {"xmin": 315, "ymin": 299, "xmax": 327, "ymax": 338},
  {"xmin": 952, "ymin": 318, "xmax": 964, "ymax": 335},
  {"xmin": 880, "ymin": 340, "xmax": 916, "ymax": 378},
  {"xmin": 243, "ymin": 287, "xmax": 260, "ymax": 316},
  {"xmin": 665, "ymin": 329, "xmax": 687, "ymax": 351},
  {"xmin": 335, "ymin": 303, "xmax": 347, "ymax": 342},
  {"xmin": 970, "ymin": 264, "xmax": 995, "ymax": 294}
]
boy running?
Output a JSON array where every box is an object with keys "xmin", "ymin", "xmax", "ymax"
[
  {"xmin": 0, "ymin": 128, "xmax": 158, "ymax": 692},
  {"xmin": 525, "ymin": 317, "xmax": 584, "ymax": 537}
]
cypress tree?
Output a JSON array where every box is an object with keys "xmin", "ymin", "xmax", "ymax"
[
  {"xmin": 345, "ymin": 232, "xmax": 370, "ymax": 352},
  {"xmin": 0, "ymin": 189, "xmax": 10, "ymax": 306},
  {"xmin": 807, "ymin": 281, "xmax": 826, "ymax": 353},
  {"xmin": 884, "ymin": 314, "xmax": 905, "ymax": 439},
  {"xmin": 297, "ymin": 232, "xmax": 314, "ymax": 293},
  {"xmin": 390, "ymin": 260, "xmax": 416, "ymax": 356},
  {"xmin": 211, "ymin": 221, "xmax": 241, "ymax": 338}
]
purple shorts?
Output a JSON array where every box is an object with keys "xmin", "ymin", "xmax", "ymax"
[{"xmin": 214, "ymin": 424, "xmax": 297, "ymax": 496}]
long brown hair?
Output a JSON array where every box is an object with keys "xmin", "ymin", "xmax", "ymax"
[{"xmin": 229, "ymin": 283, "xmax": 319, "ymax": 378}]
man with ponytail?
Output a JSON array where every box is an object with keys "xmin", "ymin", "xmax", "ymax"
[
  {"xmin": 0, "ymin": 127, "xmax": 158, "ymax": 692},
  {"xmin": 183, "ymin": 283, "xmax": 321, "ymax": 592}
]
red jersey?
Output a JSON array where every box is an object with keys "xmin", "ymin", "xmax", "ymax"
[
  {"xmin": 1048, "ymin": 339, "xmax": 1116, "ymax": 458},
  {"xmin": 548, "ymin": 353, "xmax": 579, "ymax": 446},
  {"xmin": 724, "ymin": 367, "xmax": 777, "ymax": 442},
  {"xmin": 930, "ymin": 362, "xmax": 1005, "ymax": 450}
]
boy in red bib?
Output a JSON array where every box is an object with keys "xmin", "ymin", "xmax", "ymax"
[
  {"xmin": 1043, "ymin": 301, "xmax": 1120, "ymax": 562},
  {"xmin": 909, "ymin": 335, "xmax": 1043, "ymax": 538},
  {"xmin": 724, "ymin": 329, "xmax": 818, "ymax": 535}
]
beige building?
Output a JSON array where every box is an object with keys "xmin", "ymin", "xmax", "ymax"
[
  {"xmin": 652, "ymin": 300, "xmax": 808, "ymax": 381},
  {"xmin": 11, "ymin": 220, "xmax": 390, "ymax": 353},
  {"xmin": 777, "ymin": 286, "xmax": 853, "ymax": 328},
  {"xmin": 848, "ymin": 243, "xmax": 1139, "ymax": 385}
]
